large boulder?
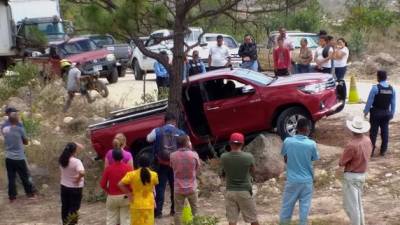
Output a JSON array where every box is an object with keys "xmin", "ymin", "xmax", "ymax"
[
  {"xmin": 5, "ymin": 97, "xmax": 29, "ymax": 112},
  {"xmin": 373, "ymin": 53, "xmax": 396, "ymax": 66},
  {"xmin": 243, "ymin": 133, "xmax": 285, "ymax": 182},
  {"xmin": 198, "ymin": 161, "xmax": 222, "ymax": 197},
  {"xmin": 65, "ymin": 116, "xmax": 89, "ymax": 132}
]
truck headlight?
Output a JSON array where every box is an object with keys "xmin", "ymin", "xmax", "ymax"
[
  {"xmin": 106, "ymin": 54, "xmax": 116, "ymax": 62},
  {"xmin": 300, "ymin": 83, "xmax": 326, "ymax": 94}
]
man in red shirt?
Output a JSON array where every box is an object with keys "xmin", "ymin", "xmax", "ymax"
[
  {"xmin": 100, "ymin": 150, "xmax": 133, "ymax": 225},
  {"xmin": 339, "ymin": 116, "xmax": 372, "ymax": 225},
  {"xmin": 273, "ymin": 37, "xmax": 291, "ymax": 76},
  {"xmin": 170, "ymin": 135, "xmax": 200, "ymax": 225}
]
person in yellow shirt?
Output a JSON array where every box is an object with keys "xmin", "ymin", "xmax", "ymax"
[{"xmin": 118, "ymin": 155, "xmax": 159, "ymax": 225}]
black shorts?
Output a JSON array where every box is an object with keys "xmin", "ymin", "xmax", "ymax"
[{"xmin": 275, "ymin": 68, "xmax": 289, "ymax": 76}]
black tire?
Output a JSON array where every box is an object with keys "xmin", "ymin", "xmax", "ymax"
[
  {"xmin": 95, "ymin": 80, "xmax": 109, "ymax": 97},
  {"xmin": 276, "ymin": 107, "xmax": 313, "ymax": 140},
  {"xmin": 133, "ymin": 60, "xmax": 144, "ymax": 80},
  {"xmin": 134, "ymin": 146, "xmax": 154, "ymax": 167},
  {"xmin": 0, "ymin": 57, "xmax": 7, "ymax": 76},
  {"xmin": 118, "ymin": 66, "xmax": 126, "ymax": 77},
  {"xmin": 107, "ymin": 67, "xmax": 118, "ymax": 84}
]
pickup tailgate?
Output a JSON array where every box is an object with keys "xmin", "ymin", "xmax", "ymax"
[
  {"xmin": 105, "ymin": 44, "xmax": 132, "ymax": 62},
  {"xmin": 88, "ymin": 100, "xmax": 167, "ymax": 158}
]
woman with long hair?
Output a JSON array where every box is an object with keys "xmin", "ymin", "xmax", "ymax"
[
  {"xmin": 59, "ymin": 142, "xmax": 85, "ymax": 225},
  {"xmin": 333, "ymin": 38, "xmax": 349, "ymax": 81},
  {"xmin": 100, "ymin": 149, "xmax": 133, "ymax": 225},
  {"xmin": 118, "ymin": 154, "xmax": 159, "ymax": 225},
  {"xmin": 104, "ymin": 133, "xmax": 133, "ymax": 168}
]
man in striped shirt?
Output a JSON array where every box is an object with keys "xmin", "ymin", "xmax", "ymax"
[{"xmin": 170, "ymin": 135, "xmax": 200, "ymax": 225}]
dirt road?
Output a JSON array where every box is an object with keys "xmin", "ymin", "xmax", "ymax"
[{"xmin": 1, "ymin": 71, "xmax": 399, "ymax": 225}]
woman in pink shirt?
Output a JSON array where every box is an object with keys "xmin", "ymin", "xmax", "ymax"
[
  {"xmin": 104, "ymin": 133, "xmax": 134, "ymax": 168},
  {"xmin": 59, "ymin": 142, "xmax": 85, "ymax": 225}
]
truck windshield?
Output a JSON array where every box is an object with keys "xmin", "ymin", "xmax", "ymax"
[
  {"xmin": 26, "ymin": 22, "xmax": 65, "ymax": 35},
  {"xmin": 205, "ymin": 36, "xmax": 238, "ymax": 48},
  {"xmin": 59, "ymin": 39, "xmax": 98, "ymax": 55},
  {"xmin": 184, "ymin": 30, "xmax": 202, "ymax": 43},
  {"xmin": 90, "ymin": 36, "xmax": 115, "ymax": 47},
  {"xmin": 233, "ymin": 69, "xmax": 274, "ymax": 85}
]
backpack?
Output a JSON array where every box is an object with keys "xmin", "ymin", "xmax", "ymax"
[{"xmin": 157, "ymin": 126, "xmax": 179, "ymax": 164}]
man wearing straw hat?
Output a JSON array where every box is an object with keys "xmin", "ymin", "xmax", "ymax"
[{"xmin": 339, "ymin": 116, "xmax": 373, "ymax": 225}]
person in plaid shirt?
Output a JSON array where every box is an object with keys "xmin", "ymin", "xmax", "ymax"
[{"xmin": 170, "ymin": 135, "xmax": 200, "ymax": 225}]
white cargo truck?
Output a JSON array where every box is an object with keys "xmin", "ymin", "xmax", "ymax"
[{"xmin": 0, "ymin": 0, "xmax": 16, "ymax": 72}]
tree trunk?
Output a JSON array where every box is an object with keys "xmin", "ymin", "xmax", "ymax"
[{"xmin": 168, "ymin": 0, "xmax": 186, "ymax": 126}]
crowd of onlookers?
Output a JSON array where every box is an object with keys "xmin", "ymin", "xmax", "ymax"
[{"xmin": 1, "ymin": 27, "xmax": 396, "ymax": 225}]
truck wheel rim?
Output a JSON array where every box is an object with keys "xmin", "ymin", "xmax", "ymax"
[{"xmin": 286, "ymin": 114, "xmax": 306, "ymax": 136}]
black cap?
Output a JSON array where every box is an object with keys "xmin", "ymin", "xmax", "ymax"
[
  {"xmin": 5, "ymin": 107, "xmax": 18, "ymax": 114},
  {"xmin": 217, "ymin": 35, "xmax": 224, "ymax": 40}
]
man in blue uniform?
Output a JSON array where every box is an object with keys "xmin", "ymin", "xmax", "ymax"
[{"xmin": 364, "ymin": 70, "xmax": 396, "ymax": 157}]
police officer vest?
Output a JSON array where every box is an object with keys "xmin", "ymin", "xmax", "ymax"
[
  {"xmin": 372, "ymin": 84, "xmax": 393, "ymax": 110},
  {"xmin": 188, "ymin": 60, "xmax": 202, "ymax": 76}
]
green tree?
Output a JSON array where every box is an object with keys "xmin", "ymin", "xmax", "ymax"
[{"xmin": 64, "ymin": 0, "xmax": 307, "ymax": 121}]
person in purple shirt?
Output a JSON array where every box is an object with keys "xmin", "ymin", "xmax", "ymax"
[{"xmin": 104, "ymin": 133, "xmax": 134, "ymax": 168}]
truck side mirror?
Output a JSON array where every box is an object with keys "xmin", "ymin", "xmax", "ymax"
[{"xmin": 242, "ymin": 85, "xmax": 255, "ymax": 94}]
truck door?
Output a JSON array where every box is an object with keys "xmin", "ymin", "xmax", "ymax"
[{"xmin": 202, "ymin": 77, "xmax": 264, "ymax": 140}]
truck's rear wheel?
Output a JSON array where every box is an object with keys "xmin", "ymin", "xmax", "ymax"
[
  {"xmin": 118, "ymin": 66, "xmax": 126, "ymax": 77},
  {"xmin": 133, "ymin": 60, "xmax": 144, "ymax": 80},
  {"xmin": 107, "ymin": 67, "xmax": 118, "ymax": 84},
  {"xmin": 0, "ymin": 57, "xmax": 7, "ymax": 76},
  {"xmin": 95, "ymin": 80, "xmax": 109, "ymax": 98},
  {"xmin": 276, "ymin": 107, "xmax": 313, "ymax": 139},
  {"xmin": 135, "ymin": 146, "xmax": 154, "ymax": 167}
]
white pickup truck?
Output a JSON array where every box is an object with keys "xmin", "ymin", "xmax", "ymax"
[
  {"xmin": 131, "ymin": 28, "xmax": 243, "ymax": 80},
  {"xmin": 131, "ymin": 27, "xmax": 203, "ymax": 80}
]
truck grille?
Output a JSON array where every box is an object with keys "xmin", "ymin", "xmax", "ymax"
[{"xmin": 325, "ymin": 77, "xmax": 336, "ymax": 89}]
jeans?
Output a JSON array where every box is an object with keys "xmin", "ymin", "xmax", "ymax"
[
  {"xmin": 241, "ymin": 60, "xmax": 258, "ymax": 71},
  {"xmin": 343, "ymin": 172, "xmax": 366, "ymax": 225},
  {"xmin": 369, "ymin": 108, "xmax": 391, "ymax": 156},
  {"xmin": 280, "ymin": 182, "xmax": 313, "ymax": 225},
  {"xmin": 6, "ymin": 158, "xmax": 35, "ymax": 200},
  {"xmin": 317, "ymin": 67, "xmax": 332, "ymax": 74},
  {"xmin": 61, "ymin": 185, "xmax": 83, "ymax": 225},
  {"xmin": 174, "ymin": 192, "xmax": 198, "ymax": 225},
  {"xmin": 335, "ymin": 66, "xmax": 347, "ymax": 80},
  {"xmin": 296, "ymin": 64, "xmax": 311, "ymax": 73},
  {"xmin": 275, "ymin": 68, "xmax": 290, "ymax": 76},
  {"xmin": 155, "ymin": 164, "xmax": 174, "ymax": 216}
]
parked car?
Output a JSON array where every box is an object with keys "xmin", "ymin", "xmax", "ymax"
[
  {"xmin": 131, "ymin": 27, "xmax": 203, "ymax": 80},
  {"xmin": 82, "ymin": 34, "xmax": 132, "ymax": 77},
  {"xmin": 88, "ymin": 68, "xmax": 345, "ymax": 159},
  {"xmin": 264, "ymin": 31, "xmax": 319, "ymax": 71},
  {"xmin": 193, "ymin": 33, "xmax": 242, "ymax": 69},
  {"xmin": 29, "ymin": 37, "xmax": 119, "ymax": 83}
]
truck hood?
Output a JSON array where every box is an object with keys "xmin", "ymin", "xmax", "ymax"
[
  {"xmin": 66, "ymin": 49, "xmax": 110, "ymax": 64},
  {"xmin": 269, "ymin": 73, "xmax": 333, "ymax": 86}
]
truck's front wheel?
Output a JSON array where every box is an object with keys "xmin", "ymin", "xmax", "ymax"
[
  {"xmin": 276, "ymin": 107, "xmax": 313, "ymax": 140},
  {"xmin": 107, "ymin": 67, "xmax": 119, "ymax": 84},
  {"xmin": 133, "ymin": 60, "xmax": 144, "ymax": 80}
]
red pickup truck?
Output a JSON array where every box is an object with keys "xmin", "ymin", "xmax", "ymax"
[{"xmin": 88, "ymin": 69, "xmax": 345, "ymax": 159}]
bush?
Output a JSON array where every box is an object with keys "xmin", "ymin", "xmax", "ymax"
[
  {"xmin": 347, "ymin": 30, "xmax": 365, "ymax": 57},
  {"xmin": 0, "ymin": 62, "xmax": 40, "ymax": 101},
  {"xmin": 21, "ymin": 115, "xmax": 41, "ymax": 138},
  {"xmin": 184, "ymin": 216, "xmax": 219, "ymax": 225}
]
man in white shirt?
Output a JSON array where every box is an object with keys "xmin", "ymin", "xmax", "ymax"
[
  {"xmin": 315, "ymin": 35, "xmax": 333, "ymax": 74},
  {"xmin": 208, "ymin": 35, "xmax": 231, "ymax": 71}
]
